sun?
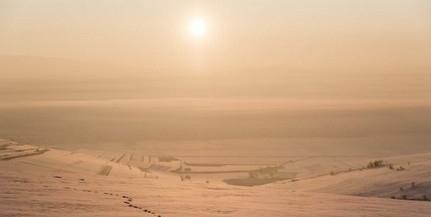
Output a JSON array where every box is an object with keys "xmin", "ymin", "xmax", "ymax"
[{"xmin": 189, "ymin": 18, "xmax": 207, "ymax": 38}]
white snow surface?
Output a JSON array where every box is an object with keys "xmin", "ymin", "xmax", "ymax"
[{"xmin": 1, "ymin": 139, "xmax": 430, "ymax": 217}]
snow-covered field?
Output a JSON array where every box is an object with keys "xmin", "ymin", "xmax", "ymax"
[{"xmin": 1, "ymin": 138, "xmax": 431, "ymax": 217}]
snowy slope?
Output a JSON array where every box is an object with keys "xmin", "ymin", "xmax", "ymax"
[{"xmin": 1, "ymin": 139, "xmax": 430, "ymax": 217}]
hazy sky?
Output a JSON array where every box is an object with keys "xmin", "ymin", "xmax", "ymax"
[
  {"xmin": 1, "ymin": 0, "xmax": 430, "ymax": 71},
  {"xmin": 0, "ymin": 1, "xmax": 430, "ymax": 145}
]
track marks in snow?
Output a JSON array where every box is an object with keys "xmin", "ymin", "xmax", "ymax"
[{"xmin": 63, "ymin": 185, "xmax": 163, "ymax": 216}]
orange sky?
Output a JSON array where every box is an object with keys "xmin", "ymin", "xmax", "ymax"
[{"xmin": 0, "ymin": 0, "xmax": 430, "ymax": 71}]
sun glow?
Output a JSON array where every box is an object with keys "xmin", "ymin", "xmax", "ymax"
[{"xmin": 189, "ymin": 18, "xmax": 207, "ymax": 38}]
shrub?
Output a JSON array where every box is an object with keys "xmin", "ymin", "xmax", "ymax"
[
  {"xmin": 401, "ymin": 195, "xmax": 407, "ymax": 200},
  {"xmin": 424, "ymin": 195, "xmax": 428, "ymax": 201},
  {"xmin": 373, "ymin": 160, "xmax": 384, "ymax": 167},
  {"xmin": 367, "ymin": 160, "xmax": 385, "ymax": 169}
]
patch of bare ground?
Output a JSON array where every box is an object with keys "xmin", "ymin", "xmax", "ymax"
[
  {"xmin": 1, "ymin": 148, "xmax": 49, "ymax": 161},
  {"xmin": 97, "ymin": 165, "xmax": 113, "ymax": 176}
]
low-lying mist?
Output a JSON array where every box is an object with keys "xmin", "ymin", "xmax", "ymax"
[{"xmin": 0, "ymin": 55, "xmax": 430, "ymax": 150}]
